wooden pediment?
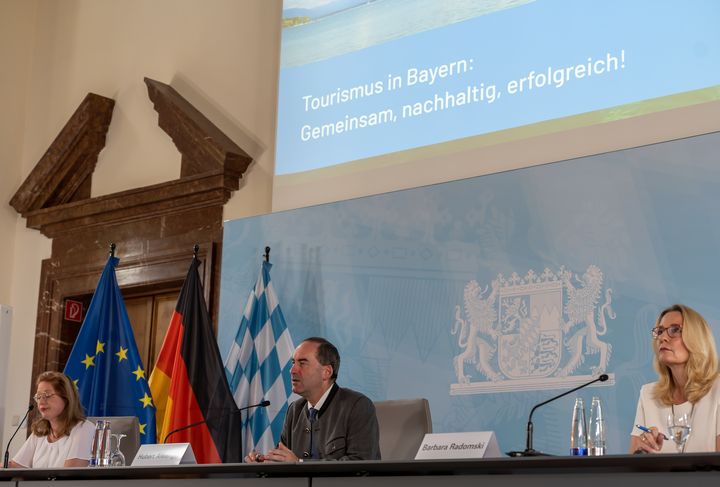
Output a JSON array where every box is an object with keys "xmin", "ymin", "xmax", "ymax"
[
  {"xmin": 10, "ymin": 78, "xmax": 253, "ymax": 238},
  {"xmin": 145, "ymin": 78, "xmax": 251, "ymax": 179},
  {"xmin": 9, "ymin": 93, "xmax": 114, "ymax": 214}
]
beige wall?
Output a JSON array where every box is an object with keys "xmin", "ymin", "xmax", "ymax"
[
  {"xmin": 0, "ymin": 0, "xmax": 282, "ymax": 454},
  {"xmin": 0, "ymin": 0, "xmax": 43, "ymax": 453},
  {"xmin": 0, "ymin": 0, "xmax": 37, "ymax": 305}
]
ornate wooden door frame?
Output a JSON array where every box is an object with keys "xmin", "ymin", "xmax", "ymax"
[{"xmin": 10, "ymin": 78, "xmax": 253, "ymax": 389}]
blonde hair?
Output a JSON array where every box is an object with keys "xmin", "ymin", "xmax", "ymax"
[
  {"xmin": 652, "ymin": 304, "xmax": 719, "ymax": 405},
  {"xmin": 31, "ymin": 371, "xmax": 86, "ymax": 438}
]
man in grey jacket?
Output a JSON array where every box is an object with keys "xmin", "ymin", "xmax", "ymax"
[{"xmin": 245, "ymin": 337, "xmax": 380, "ymax": 462}]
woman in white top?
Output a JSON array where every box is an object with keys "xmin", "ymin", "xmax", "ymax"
[
  {"xmin": 9, "ymin": 371, "xmax": 95, "ymax": 468},
  {"xmin": 630, "ymin": 304, "xmax": 720, "ymax": 453}
]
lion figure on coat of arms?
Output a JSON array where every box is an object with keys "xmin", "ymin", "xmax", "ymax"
[
  {"xmin": 451, "ymin": 279, "xmax": 502, "ymax": 383},
  {"xmin": 556, "ymin": 265, "xmax": 616, "ymax": 377}
]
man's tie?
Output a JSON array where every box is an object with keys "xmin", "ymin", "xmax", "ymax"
[{"xmin": 308, "ymin": 407, "xmax": 319, "ymax": 459}]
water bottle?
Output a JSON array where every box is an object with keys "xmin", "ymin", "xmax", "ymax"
[
  {"xmin": 570, "ymin": 397, "xmax": 588, "ymax": 455},
  {"xmin": 588, "ymin": 396, "xmax": 606, "ymax": 456},
  {"xmin": 99, "ymin": 421, "xmax": 112, "ymax": 466},
  {"xmin": 90, "ymin": 420, "xmax": 105, "ymax": 467}
]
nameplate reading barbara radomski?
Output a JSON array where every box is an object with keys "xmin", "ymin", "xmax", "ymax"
[{"xmin": 415, "ymin": 432, "xmax": 501, "ymax": 460}]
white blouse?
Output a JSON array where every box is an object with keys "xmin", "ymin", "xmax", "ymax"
[
  {"xmin": 631, "ymin": 377, "xmax": 720, "ymax": 453},
  {"xmin": 12, "ymin": 420, "xmax": 96, "ymax": 468}
]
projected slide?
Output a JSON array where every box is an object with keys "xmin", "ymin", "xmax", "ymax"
[{"xmin": 275, "ymin": 0, "xmax": 720, "ymax": 180}]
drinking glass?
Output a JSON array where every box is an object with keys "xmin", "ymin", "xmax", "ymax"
[
  {"xmin": 109, "ymin": 433, "xmax": 127, "ymax": 466},
  {"xmin": 666, "ymin": 413, "xmax": 691, "ymax": 453}
]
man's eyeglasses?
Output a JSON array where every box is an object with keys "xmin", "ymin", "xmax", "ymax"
[
  {"xmin": 651, "ymin": 325, "xmax": 682, "ymax": 339},
  {"xmin": 33, "ymin": 392, "xmax": 57, "ymax": 402}
]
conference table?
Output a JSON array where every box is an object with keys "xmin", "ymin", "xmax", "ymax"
[{"xmin": 2, "ymin": 454, "xmax": 720, "ymax": 487}]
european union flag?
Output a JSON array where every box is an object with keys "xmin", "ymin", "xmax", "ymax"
[{"xmin": 64, "ymin": 256, "xmax": 156, "ymax": 443}]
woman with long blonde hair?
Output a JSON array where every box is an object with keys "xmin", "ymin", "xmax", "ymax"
[
  {"xmin": 8, "ymin": 371, "xmax": 95, "ymax": 468},
  {"xmin": 630, "ymin": 304, "xmax": 720, "ymax": 453}
]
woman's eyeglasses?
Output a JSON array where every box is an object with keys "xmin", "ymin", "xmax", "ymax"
[
  {"xmin": 33, "ymin": 392, "xmax": 57, "ymax": 402},
  {"xmin": 651, "ymin": 325, "xmax": 682, "ymax": 339}
]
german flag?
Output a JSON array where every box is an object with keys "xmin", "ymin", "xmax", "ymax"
[{"xmin": 148, "ymin": 258, "xmax": 241, "ymax": 463}]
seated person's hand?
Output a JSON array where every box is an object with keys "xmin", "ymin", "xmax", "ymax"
[
  {"xmin": 263, "ymin": 442, "xmax": 300, "ymax": 463},
  {"xmin": 244, "ymin": 450, "xmax": 266, "ymax": 463},
  {"xmin": 633, "ymin": 427, "xmax": 665, "ymax": 453}
]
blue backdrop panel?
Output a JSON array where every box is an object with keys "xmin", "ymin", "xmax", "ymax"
[{"xmin": 218, "ymin": 131, "xmax": 720, "ymax": 455}]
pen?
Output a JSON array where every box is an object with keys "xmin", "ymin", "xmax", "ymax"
[{"xmin": 635, "ymin": 424, "xmax": 668, "ymax": 440}]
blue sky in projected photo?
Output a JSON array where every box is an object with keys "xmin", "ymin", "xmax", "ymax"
[
  {"xmin": 281, "ymin": 0, "xmax": 534, "ymax": 68},
  {"xmin": 275, "ymin": 0, "xmax": 720, "ymax": 176}
]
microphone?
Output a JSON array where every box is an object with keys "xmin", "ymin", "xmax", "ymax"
[
  {"xmin": 163, "ymin": 400, "xmax": 270, "ymax": 443},
  {"xmin": 507, "ymin": 374, "xmax": 609, "ymax": 457},
  {"xmin": 3, "ymin": 404, "xmax": 34, "ymax": 468}
]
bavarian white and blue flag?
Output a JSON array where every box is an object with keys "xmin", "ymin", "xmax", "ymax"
[
  {"xmin": 224, "ymin": 261, "xmax": 294, "ymax": 457},
  {"xmin": 64, "ymin": 255, "xmax": 156, "ymax": 443}
]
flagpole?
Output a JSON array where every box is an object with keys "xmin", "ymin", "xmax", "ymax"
[
  {"xmin": 264, "ymin": 246, "xmax": 270, "ymax": 263},
  {"xmin": 109, "ymin": 242, "xmax": 116, "ymax": 257}
]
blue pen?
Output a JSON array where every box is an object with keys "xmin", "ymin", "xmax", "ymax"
[{"xmin": 635, "ymin": 424, "xmax": 668, "ymax": 440}]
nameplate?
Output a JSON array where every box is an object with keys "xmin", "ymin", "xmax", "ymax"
[
  {"xmin": 415, "ymin": 431, "xmax": 501, "ymax": 460},
  {"xmin": 131, "ymin": 443, "xmax": 197, "ymax": 466}
]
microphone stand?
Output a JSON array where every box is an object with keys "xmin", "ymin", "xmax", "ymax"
[
  {"xmin": 164, "ymin": 400, "xmax": 270, "ymax": 443},
  {"xmin": 163, "ymin": 400, "xmax": 270, "ymax": 461},
  {"xmin": 507, "ymin": 374, "xmax": 609, "ymax": 457},
  {"xmin": 3, "ymin": 405, "xmax": 34, "ymax": 468}
]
